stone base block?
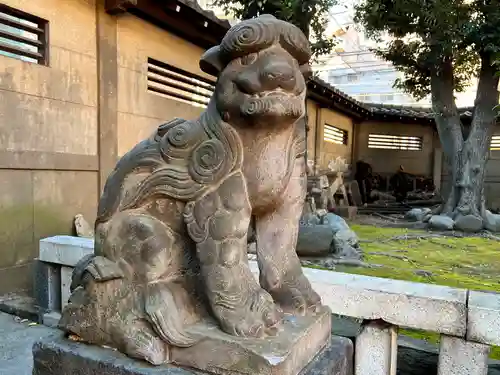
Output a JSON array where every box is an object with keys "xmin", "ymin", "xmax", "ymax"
[{"xmin": 32, "ymin": 333, "xmax": 353, "ymax": 375}]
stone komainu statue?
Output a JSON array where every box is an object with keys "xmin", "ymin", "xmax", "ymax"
[{"xmin": 59, "ymin": 14, "xmax": 323, "ymax": 365}]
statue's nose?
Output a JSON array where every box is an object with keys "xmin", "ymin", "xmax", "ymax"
[{"xmin": 260, "ymin": 62, "xmax": 296, "ymax": 89}]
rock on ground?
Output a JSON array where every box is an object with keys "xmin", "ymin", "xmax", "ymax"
[
  {"xmin": 405, "ymin": 208, "xmax": 431, "ymax": 222},
  {"xmin": 296, "ymin": 213, "xmax": 361, "ymax": 260},
  {"xmin": 428, "ymin": 215, "xmax": 455, "ymax": 231},
  {"xmin": 454, "ymin": 214, "xmax": 483, "ymax": 233},
  {"xmin": 485, "ymin": 210, "xmax": 500, "ymax": 232}
]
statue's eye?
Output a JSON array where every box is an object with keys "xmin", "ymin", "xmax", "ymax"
[{"xmin": 240, "ymin": 53, "xmax": 257, "ymax": 66}]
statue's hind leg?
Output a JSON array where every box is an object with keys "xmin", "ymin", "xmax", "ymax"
[
  {"xmin": 63, "ymin": 211, "xmax": 199, "ymax": 365},
  {"xmin": 111, "ymin": 213, "xmax": 201, "ymax": 348},
  {"xmin": 185, "ymin": 172, "xmax": 283, "ymax": 338}
]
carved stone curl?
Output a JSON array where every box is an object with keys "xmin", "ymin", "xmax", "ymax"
[{"xmin": 59, "ymin": 14, "xmax": 325, "ymax": 369}]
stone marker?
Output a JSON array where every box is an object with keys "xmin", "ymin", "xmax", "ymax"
[
  {"xmin": 348, "ymin": 181, "xmax": 363, "ymax": 207},
  {"xmin": 74, "ymin": 214, "xmax": 94, "ymax": 238},
  {"xmin": 33, "ymin": 15, "xmax": 340, "ymax": 375}
]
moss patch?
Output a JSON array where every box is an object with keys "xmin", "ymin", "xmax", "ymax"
[{"xmin": 321, "ymin": 224, "xmax": 500, "ymax": 358}]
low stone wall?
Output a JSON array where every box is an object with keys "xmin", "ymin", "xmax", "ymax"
[{"xmin": 35, "ymin": 235, "xmax": 500, "ymax": 375}]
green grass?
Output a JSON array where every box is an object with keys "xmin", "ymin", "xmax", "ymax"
[{"xmin": 324, "ymin": 224, "xmax": 500, "ymax": 358}]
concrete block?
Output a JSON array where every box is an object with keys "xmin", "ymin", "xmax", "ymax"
[
  {"xmin": 60, "ymin": 266, "xmax": 73, "ymax": 310},
  {"xmin": 437, "ymin": 336, "xmax": 490, "ymax": 375},
  {"xmin": 355, "ymin": 321, "xmax": 397, "ymax": 375},
  {"xmin": 33, "ymin": 259, "xmax": 61, "ymax": 313},
  {"xmin": 39, "ymin": 236, "xmax": 94, "ymax": 267},
  {"xmin": 467, "ymin": 290, "xmax": 500, "ymax": 346},
  {"xmin": 248, "ymin": 261, "xmax": 467, "ymax": 336}
]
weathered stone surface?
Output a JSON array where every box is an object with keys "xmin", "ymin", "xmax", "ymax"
[
  {"xmin": 60, "ymin": 266, "xmax": 73, "ymax": 310},
  {"xmin": 42, "ymin": 311, "xmax": 62, "ymax": 328},
  {"xmin": 57, "ymin": 14, "xmax": 329, "ymax": 372},
  {"xmin": 32, "ymin": 327, "xmax": 353, "ymax": 375},
  {"xmin": 74, "ymin": 214, "xmax": 94, "ymax": 238},
  {"xmin": 484, "ymin": 210, "xmax": 500, "ymax": 233},
  {"xmin": 33, "ymin": 259, "xmax": 61, "ymax": 313},
  {"xmin": 405, "ymin": 208, "xmax": 431, "ymax": 222},
  {"xmin": 437, "ymin": 336, "xmax": 490, "ymax": 375},
  {"xmin": 428, "ymin": 215, "xmax": 455, "ymax": 231},
  {"xmin": 355, "ymin": 321, "xmax": 397, "ymax": 375},
  {"xmin": 296, "ymin": 213, "xmax": 360, "ymax": 259},
  {"xmin": 39, "ymin": 236, "xmax": 93, "ymax": 267},
  {"xmin": 293, "ymin": 266, "xmax": 467, "ymax": 336},
  {"xmin": 297, "ymin": 224, "xmax": 336, "ymax": 256},
  {"xmin": 324, "ymin": 214, "xmax": 360, "ymax": 259},
  {"xmin": 454, "ymin": 214, "xmax": 483, "ymax": 233},
  {"xmin": 467, "ymin": 290, "xmax": 500, "ymax": 346}
]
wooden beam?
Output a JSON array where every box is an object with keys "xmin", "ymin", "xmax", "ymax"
[{"xmin": 105, "ymin": 0, "xmax": 138, "ymax": 15}]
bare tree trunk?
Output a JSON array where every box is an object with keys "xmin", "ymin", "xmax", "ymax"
[
  {"xmin": 430, "ymin": 58, "xmax": 463, "ymax": 216},
  {"xmin": 432, "ymin": 54, "xmax": 499, "ymax": 231}
]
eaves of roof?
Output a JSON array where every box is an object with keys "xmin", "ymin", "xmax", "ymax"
[
  {"xmin": 107, "ymin": 0, "xmax": 476, "ymax": 125},
  {"xmin": 105, "ymin": 0, "xmax": 230, "ymax": 49}
]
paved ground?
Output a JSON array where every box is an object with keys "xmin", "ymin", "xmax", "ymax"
[{"xmin": 0, "ymin": 312, "xmax": 57, "ymax": 375}]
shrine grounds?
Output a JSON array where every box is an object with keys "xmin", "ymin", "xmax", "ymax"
[{"xmin": 325, "ymin": 222, "xmax": 500, "ymax": 358}]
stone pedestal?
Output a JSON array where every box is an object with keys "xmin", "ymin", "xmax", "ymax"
[{"xmin": 32, "ymin": 333, "xmax": 353, "ymax": 375}]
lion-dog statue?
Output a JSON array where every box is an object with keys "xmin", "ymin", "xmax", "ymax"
[{"xmin": 59, "ymin": 14, "xmax": 323, "ymax": 366}]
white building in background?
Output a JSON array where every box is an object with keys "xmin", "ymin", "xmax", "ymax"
[
  {"xmin": 198, "ymin": 0, "xmax": 478, "ymax": 108},
  {"xmin": 314, "ymin": 2, "xmax": 477, "ymax": 108}
]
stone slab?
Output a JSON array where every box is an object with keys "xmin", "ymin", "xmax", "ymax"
[
  {"xmin": 248, "ymin": 261, "xmax": 467, "ymax": 336},
  {"xmin": 167, "ymin": 306, "xmax": 331, "ymax": 375},
  {"xmin": 0, "ymin": 294, "xmax": 40, "ymax": 323},
  {"xmin": 32, "ymin": 332, "xmax": 353, "ymax": 375},
  {"xmin": 467, "ymin": 291, "xmax": 500, "ymax": 346},
  {"xmin": 39, "ymin": 236, "xmax": 94, "ymax": 267}
]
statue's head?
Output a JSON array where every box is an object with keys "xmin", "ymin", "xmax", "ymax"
[{"xmin": 200, "ymin": 15, "xmax": 312, "ymax": 127}]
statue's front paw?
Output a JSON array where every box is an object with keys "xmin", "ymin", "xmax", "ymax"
[
  {"xmin": 262, "ymin": 268, "xmax": 322, "ymax": 315},
  {"xmin": 213, "ymin": 288, "xmax": 283, "ymax": 338}
]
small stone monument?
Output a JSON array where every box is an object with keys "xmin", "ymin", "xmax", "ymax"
[{"xmin": 32, "ymin": 14, "xmax": 352, "ymax": 375}]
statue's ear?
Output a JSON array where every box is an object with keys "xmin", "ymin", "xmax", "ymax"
[{"xmin": 200, "ymin": 45, "xmax": 223, "ymax": 76}]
